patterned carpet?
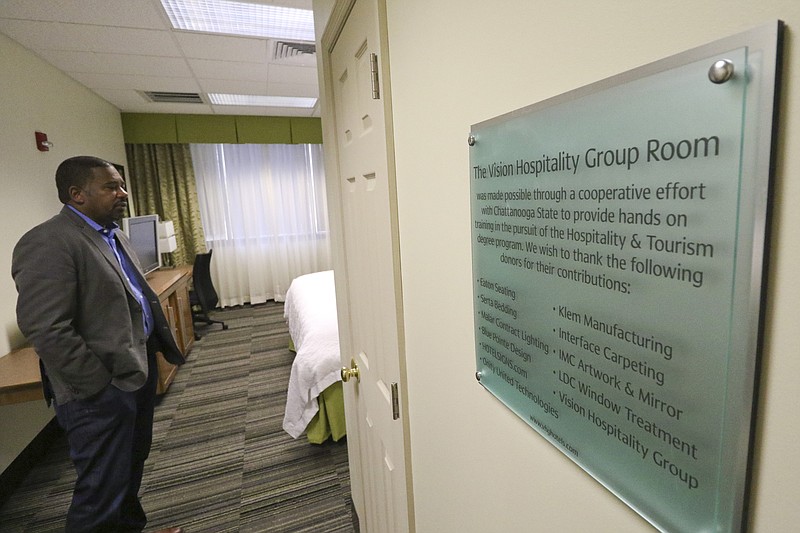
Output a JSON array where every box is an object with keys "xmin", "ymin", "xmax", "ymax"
[{"xmin": 0, "ymin": 302, "xmax": 357, "ymax": 533}]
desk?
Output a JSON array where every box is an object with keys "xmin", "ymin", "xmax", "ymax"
[
  {"xmin": 147, "ymin": 266, "xmax": 194, "ymax": 394},
  {"xmin": 0, "ymin": 347, "xmax": 41, "ymax": 406},
  {"xmin": 0, "ymin": 266, "xmax": 195, "ymax": 404}
]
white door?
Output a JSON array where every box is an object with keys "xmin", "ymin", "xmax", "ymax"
[{"xmin": 326, "ymin": 0, "xmax": 412, "ymax": 531}]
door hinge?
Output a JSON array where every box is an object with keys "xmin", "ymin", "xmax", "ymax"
[
  {"xmin": 370, "ymin": 53, "xmax": 380, "ymax": 99},
  {"xmin": 391, "ymin": 382, "xmax": 400, "ymax": 420}
]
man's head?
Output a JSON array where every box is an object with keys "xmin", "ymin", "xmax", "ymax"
[{"xmin": 56, "ymin": 156, "xmax": 128, "ymax": 226}]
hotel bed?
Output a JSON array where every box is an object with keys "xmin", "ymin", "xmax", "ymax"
[{"xmin": 282, "ymin": 270, "xmax": 346, "ymax": 444}]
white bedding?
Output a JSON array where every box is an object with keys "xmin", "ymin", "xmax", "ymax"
[{"xmin": 282, "ymin": 270, "xmax": 341, "ymax": 439}]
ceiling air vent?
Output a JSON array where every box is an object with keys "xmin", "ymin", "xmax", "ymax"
[
  {"xmin": 142, "ymin": 91, "xmax": 204, "ymax": 104},
  {"xmin": 274, "ymin": 40, "xmax": 316, "ymax": 60}
]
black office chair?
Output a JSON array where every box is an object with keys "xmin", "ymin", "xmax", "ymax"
[{"xmin": 190, "ymin": 250, "xmax": 228, "ymax": 335}]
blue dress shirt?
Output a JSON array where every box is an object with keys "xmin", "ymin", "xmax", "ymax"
[{"xmin": 67, "ymin": 206, "xmax": 154, "ymax": 337}]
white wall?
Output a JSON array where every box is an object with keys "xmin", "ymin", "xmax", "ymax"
[
  {"xmin": 0, "ymin": 33, "xmax": 126, "ymax": 473},
  {"xmin": 381, "ymin": 1, "xmax": 800, "ymax": 531}
]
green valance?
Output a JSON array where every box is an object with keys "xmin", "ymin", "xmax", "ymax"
[{"xmin": 121, "ymin": 113, "xmax": 322, "ymax": 144}]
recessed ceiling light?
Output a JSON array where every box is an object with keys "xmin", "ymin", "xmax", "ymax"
[
  {"xmin": 161, "ymin": 0, "xmax": 315, "ymax": 41},
  {"xmin": 208, "ymin": 94, "xmax": 317, "ymax": 108}
]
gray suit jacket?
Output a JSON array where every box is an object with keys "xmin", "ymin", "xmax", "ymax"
[{"xmin": 12, "ymin": 206, "xmax": 184, "ymax": 405}]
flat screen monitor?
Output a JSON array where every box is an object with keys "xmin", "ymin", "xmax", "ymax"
[{"xmin": 122, "ymin": 214, "xmax": 161, "ymax": 275}]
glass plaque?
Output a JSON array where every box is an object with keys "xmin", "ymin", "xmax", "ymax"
[{"xmin": 470, "ymin": 22, "xmax": 782, "ymax": 532}]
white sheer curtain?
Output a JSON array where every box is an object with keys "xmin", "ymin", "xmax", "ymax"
[{"xmin": 191, "ymin": 143, "xmax": 331, "ymax": 305}]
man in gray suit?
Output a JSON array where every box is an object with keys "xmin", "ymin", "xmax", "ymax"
[{"xmin": 12, "ymin": 156, "xmax": 185, "ymax": 533}]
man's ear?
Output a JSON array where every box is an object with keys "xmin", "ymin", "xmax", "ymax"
[{"xmin": 68, "ymin": 185, "xmax": 85, "ymax": 205}]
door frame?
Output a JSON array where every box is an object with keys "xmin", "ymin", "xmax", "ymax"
[{"xmin": 316, "ymin": 0, "xmax": 416, "ymax": 530}]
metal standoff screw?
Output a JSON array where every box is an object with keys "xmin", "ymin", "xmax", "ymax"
[
  {"xmin": 475, "ymin": 371, "xmax": 482, "ymax": 381},
  {"xmin": 708, "ymin": 59, "xmax": 734, "ymax": 84},
  {"xmin": 468, "ymin": 134, "xmax": 476, "ymax": 146}
]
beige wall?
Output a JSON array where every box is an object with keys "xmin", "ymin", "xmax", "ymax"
[
  {"xmin": 380, "ymin": 1, "xmax": 800, "ymax": 531},
  {"xmin": 0, "ymin": 33, "xmax": 126, "ymax": 473}
]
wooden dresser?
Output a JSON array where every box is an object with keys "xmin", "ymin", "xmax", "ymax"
[{"xmin": 146, "ymin": 266, "xmax": 195, "ymax": 394}]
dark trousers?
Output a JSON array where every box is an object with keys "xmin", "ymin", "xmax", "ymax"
[{"xmin": 54, "ymin": 350, "xmax": 158, "ymax": 533}]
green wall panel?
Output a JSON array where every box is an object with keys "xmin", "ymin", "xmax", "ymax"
[
  {"xmin": 176, "ymin": 114, "xmax": 237, "ymax": 143},
  {"xmin": 236, "ymin": 116, "xmax": 292, "ymax": 143},
  {"xmin": 122, "ymin": 113, "xmax": 322, "ymax": 144},
  {"xmin": 290, "ymin": 117, "xmax": 323, "ymax": 144},
  {"xmin": 121, "ymin": 114, "xmax": 178, "ymax": 144}
]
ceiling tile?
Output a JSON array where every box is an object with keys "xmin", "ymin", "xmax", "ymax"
[
  {"xmin": 198, "ymin": 78, "xmax": 269, "ymax": 95},
  {"xmin": 174, "ymin": 32, "xmax": 268, "ymax": 62},
  {"xmin": 89, "ymin": 88, "xmax": 151, "ymax": 110},
  {"xmin": 188, "ymin": 58, "xmax": 269, "ymax": 82},
  {"xmin": 76, "ymin": 26, "xmax": 181, "ymax": 57},
  {"xmin": 0, "ymin": 0, "xmax": 166, "ymax": 29},
  {"xmin": 70, "ymin": 72, "xmax": 200, "ymax": 93},
  {"xmin": 0, "ymin": 20, "xmax": 180, "ymax": 56},
  {"xmin": 267, "ymin": 81, "xmax": 319, "ymax": 98},
  {"xmin": 99, "ymin": 89, "xmax": 214, "ymax": 114},
  {"xmin": 268, "ymin": 63, "xmax": 318, "ymax": 85},
  {"xmin": 249, "ymin": 0, "xmax": 313, "ymax": 9},
  {"xmin": 210, "ymin": 104, "xmax": 315, "ymax": 117},
  {"xmin": 37, "ymin": 50, "xmax": 193, "ymax": 77}
]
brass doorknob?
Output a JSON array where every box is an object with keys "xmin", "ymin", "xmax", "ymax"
[{"xmin": 341, "ymin": 358, "xmax": 360, "ymax": 383}]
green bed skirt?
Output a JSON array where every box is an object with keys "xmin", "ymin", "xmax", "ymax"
[
  {"xmin": 289, "ymin": 336, "xmax": 346, "ymax": 444},
  {"xmin": 305, "ymin": 381, "xmax": 347, "ymax": 444}
]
